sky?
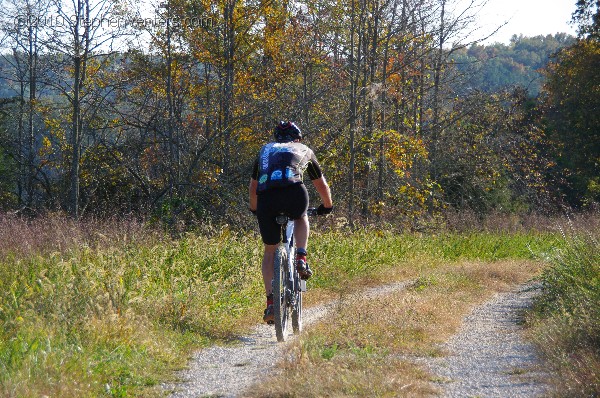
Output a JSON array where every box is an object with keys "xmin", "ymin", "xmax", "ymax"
[
  {"xmin": 130, "ymin": 0, "xmax": 579, "ymax": 47},
  {"xmin": 456, "ymin": 0, "xmax": 579, "ymax": 44}
]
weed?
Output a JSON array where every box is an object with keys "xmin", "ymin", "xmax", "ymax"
[
  {"xmin": 320, "ymin": 343, "xmax": 338, "ymax": 360},
  {"xmin": 527, "ymin": 230, "xmax": 600, "ymax": 396},
  {"xmin": 0, "ymin": 214, "xmax": 564, "ymax": 396},
  {"xmin": 504, "ymin": 367, "xmax": 528, "ymax": 375}
]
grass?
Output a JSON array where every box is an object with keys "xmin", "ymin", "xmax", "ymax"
[
  {"xmin": 0, "ymin": 213, "xmax": 563, "ymax": 397},
  {"xmin": 526, "ymin": 229, "xmax": 600, "ymax": 397},
  {"xmin": 0, "ymin": 218, "xmax": 265, "ymax": 397},
  {"xmin": 249, "ymin": 260, "xmax": 545, "ymax": 397}
]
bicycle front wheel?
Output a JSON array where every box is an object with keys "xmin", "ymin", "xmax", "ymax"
[
  {"xmin": 273, "ymin": 245, "xmax": 289, "ymax": 342},
  {"xmin": 291, "ymin": 274, "xmax": 302, "ymax": 335}
]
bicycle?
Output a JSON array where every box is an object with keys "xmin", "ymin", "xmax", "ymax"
[{"xmin": 271, "ymin": 207, "xmax": 318, "ymax": 342}]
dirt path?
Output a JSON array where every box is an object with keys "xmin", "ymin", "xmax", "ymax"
[
  {"xmin": 162, "ymin": 281, "xmax": 410, "ymax": 398},
  {"xmin": 422, "ymin": 284, "xmax": 549, "ymax": 397},
  {"xmin": 163, "ymin": 282, "xmax": 549, "ymax": 397}
]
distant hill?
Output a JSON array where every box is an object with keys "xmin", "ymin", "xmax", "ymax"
[{"xmin": 451, "ymin": 33, "xmax": 576, "ymax": 96}]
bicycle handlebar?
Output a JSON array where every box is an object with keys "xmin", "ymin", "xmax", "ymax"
[
  {"xmin": 307, "ymin": 207, "xmax": 318, "ymax": 216},
  {"xmin": 260, "ymin": 206, "xmax": 331, "ymax": 222},
  {"xmin": 307, "ymin": 205, "xmax": 334, "ymax": 216}
]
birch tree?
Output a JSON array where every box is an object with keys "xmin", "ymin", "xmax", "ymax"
[
  {"xmin": 43, "ymin": 0, "xmax": 128, "ymax": 217},
  {"xmin": 0, "ymin": 0, "xmax": 50, "ymax": 208}
]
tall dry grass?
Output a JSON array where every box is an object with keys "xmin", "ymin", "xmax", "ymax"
[
  {"xmin": 443, "ymin": 209, "xmax": 600, "ymax": 233},
  {"xmin": 0, "ymin": 212, "xmax": 567, "ymax": 397},
  {"xmin": 527, "ymin": 228, "xmax": 600, "ymax": 396},
  {"xmin": 0, "ymin": 212, "xmax": 158, "ymax": 257}
]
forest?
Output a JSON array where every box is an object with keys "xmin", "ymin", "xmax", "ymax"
[{"xmin": 0, "ymin": 0, "xmax": 598, "ymax": 228}]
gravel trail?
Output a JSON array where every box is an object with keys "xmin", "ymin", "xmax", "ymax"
[
  {"xmin": 163, "ymin": 282, "xmax": 549, "ymax": 398},
  {"xmin": 424, "ymin": 284, "xmax": 549, "ymax": 397},
  {"xmin": 162, "ymin": 281, "xmax": 410, "ymax": 398}
]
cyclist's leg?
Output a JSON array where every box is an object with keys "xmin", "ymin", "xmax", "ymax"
[
  {"xmin": 256, "ymin": 191, "xmax": 284, "ymax": 321},
  {"xmin": 262, "ymin": 243, "xmax": 278, "ymax": 323},
  {"xmin": 286, "ymin": 184, "xmax": 310, "ymax": 250},
  {"xmin": 261, "ymin": 244, "xmax": 277, "ymax": 296},
  {"xmin": 294, "ymin": 215, "xmax": 312, "ymax": 279},
  {"xmin": 293, "ymin": 214, "xmax": 309, "ymax": 250},
  {"xmin": 285, "ymin": 184, "xmax": 312, "ymax": 279}
]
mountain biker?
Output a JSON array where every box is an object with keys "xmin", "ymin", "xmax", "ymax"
[{"xmin": 249, "ymin": 121, "xmax": 333, "ymax": 323}]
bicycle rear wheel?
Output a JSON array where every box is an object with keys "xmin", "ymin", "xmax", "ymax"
[{"xmin": 273, "ymin": 245, "xmax": 289, "ymax": 342}]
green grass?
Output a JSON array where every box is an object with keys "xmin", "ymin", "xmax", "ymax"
[
  {"xmin": 308, "ymin": 229, "xmax": 559, "ymax": 290},
  {"xmin": 0, "ymin": 229, "xmax": 265, "ymax": 397},
  {"xmin": 0, "ymin": 219, "xmax": 562, "ymax": 397},
  {"xmin": 527, "ymin": 232, "xmax": 600, "ymax": 396}
]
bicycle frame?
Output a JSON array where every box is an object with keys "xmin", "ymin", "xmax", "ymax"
[
  {"xmin": 273, "ymin": 215, "xmax": 305, "ymax": 341},
  {"xmin": 279, "ymin": 218, "xmax": 306, "ymax": 292}
]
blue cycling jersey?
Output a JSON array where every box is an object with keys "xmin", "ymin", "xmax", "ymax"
[{"xmin": 251, "ymin": 141, "xmax": 323, "ymax": 193}]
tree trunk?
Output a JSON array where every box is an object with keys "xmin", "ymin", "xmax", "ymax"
[
  {"xmin": 222, "ymin": 0, "xmax": 235, "ymax": 175},
  {"xmin": 27, "ymin": 23, "xmax": 37, "ymax": 207},
  {"xmin": 166, "ymin": 4, "xmax": 177, "ymax": 199},
  {"xmin": 69, "ymin": 54, "xmax": 81, "ymax": 218},
  {"xmin": 430, "ymin": 0, "xmax": 446, "ymax": 180},
  {"xmin": 348, "ymin": 0, "xmax": 358, "ymax": 229},
  {"xmin": 14, "ymin": 49, "xmax": 26, "ymax": 206}
]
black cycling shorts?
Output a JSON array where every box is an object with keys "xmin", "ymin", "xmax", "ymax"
[{"xmin": 256, "ymin": 183, "xmax": 309, "ymax": 245}]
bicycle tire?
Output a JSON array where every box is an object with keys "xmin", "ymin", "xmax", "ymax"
[
  {"xmin": 291, "ymin": 244, "xmax": 303, "ymax": 334},
  {"xmin": 273, "ymin": 245, "xmax": 289, "ymax": 342},
  {"xmin": 291, "ymin": 271, "xmax": 303, "ymax": 334}
]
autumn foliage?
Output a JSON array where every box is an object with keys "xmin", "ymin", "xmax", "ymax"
[{"xmin": 0, "ymin": 0, "xmax": 597, "ymax": 227}]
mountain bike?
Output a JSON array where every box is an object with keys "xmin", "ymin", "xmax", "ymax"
[{"xmin": 271, "ymin": 208, "xmax": 318, "ymax": 342}]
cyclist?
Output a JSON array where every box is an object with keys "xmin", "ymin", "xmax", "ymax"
[{"xmin": 249, "ymin": 121, "xmax": 333, "ymax": 323}]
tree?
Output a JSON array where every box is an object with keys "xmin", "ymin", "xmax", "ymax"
[
  {"xmin": 0, "ymin": 98, "xmax": 19, "ymax": 208},
  {"xmin": 543, "ymin": 40, "xmax": 600, "ymax": 205},
  {"xmin": 0, "ymin": 0, "xmax": 50, "ymax": 208},
  {"xmin": 43, "ymin": 0, "xmax": 129, "ymax": 218},
  {"xmin": 450, "ymin": 34, "xmax": 575, "ymax": 96},
  {"xmin": 0, "ymin": 0, "xmax": 568, "ymax": 224},
  {"xmin": 573, "ymin": 0, "xmax": 600, "ymax": 39},
  {"xmin": 433, "ymin": 88, "xmax": 556, "ymax": 214}
]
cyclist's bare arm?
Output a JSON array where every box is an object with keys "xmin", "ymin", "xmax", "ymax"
[
  {"xmin": 249, "ymin": 178, "xmax": 258, "ymax": 211},
  {"xmin": 312, "ymin": 176, "xmax": 333, "ymax": 208}
]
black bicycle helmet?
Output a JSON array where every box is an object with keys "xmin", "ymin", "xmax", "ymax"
[{"xmin": 274, "ymin": 121, "xmax": 302, "ymax": 142}]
